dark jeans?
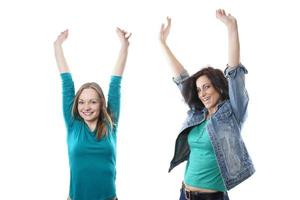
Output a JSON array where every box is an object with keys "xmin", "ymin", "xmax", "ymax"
[{"xmin": 179, "ymin": 189, "xmax": 229, "ymax": 200}]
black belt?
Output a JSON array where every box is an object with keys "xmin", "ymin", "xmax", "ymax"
[{"xmin": 182, "ymin": 183, "xmax": 224, "ymax": 200}]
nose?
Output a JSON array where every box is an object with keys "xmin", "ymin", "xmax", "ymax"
[
  {"xmin": 83, "ymin": 103, "xmax": 91, "ymax": 110},
  {"xmin": 200, "ymin": 90, "xmax": 206, "ymax": 97}
]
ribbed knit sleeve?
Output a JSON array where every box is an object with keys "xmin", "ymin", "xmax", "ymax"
[
  {"xmin": 60, "ymin": 73, "xmax": 75, "ymax": 129},
  {"xmin": 107, "ymin": 76, "xmax": 122, "ymax": 129}
]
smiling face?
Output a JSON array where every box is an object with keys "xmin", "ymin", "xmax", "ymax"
[
  {"xmin": 196, "ymin": 75, "xmax": 221, "ymax": 115},
  {"xmin": 77, "ymin": 88, "xmax": 101, "ymax": 124}
]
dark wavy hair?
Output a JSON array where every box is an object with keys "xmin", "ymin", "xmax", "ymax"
[{"xmin": 181, "ymin": 67, "xmax": 229, "ymax": 110}]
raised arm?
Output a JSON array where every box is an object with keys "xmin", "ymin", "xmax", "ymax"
[
  {"xmin": 160, "ymin": 17, "xmax": 186, "ymax": 77},
  {"xmin": 112, "ymin": 28, "xmax": 131, "ymax": 76},
  {"xmin": 216, "ymin": 9, "xmax": 240, "ymax": 68},
  {"xmin": 54, "ymin": 30, "xmax": 70, "ymax": 73},
  {"xmin": 217, "ymin": 9, "xmax": 249, "ymax": 123}
]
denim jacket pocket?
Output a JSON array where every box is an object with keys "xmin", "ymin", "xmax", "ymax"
[
  {"xmin": 214, "ymin": 102, "xmax": 233, "ymax": 121},
  {"xmin": 215, "ymin": 109, "xmax": 232, "ymax": 121}
]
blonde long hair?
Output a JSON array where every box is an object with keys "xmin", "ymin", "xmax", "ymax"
[{"xmin": 72, "ymin": 82, "xmax": 113, "ymax": 139}]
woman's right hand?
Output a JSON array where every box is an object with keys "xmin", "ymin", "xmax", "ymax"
[
  {"xmin": 54, "ymin": 29, "xmax": 68, "ymax": 47},
  {"xmin": 159, "ymin": 17, "xmax": 185, "ymax": 77},
  {"xmin": 54, "ymin": 29, "xmax": 70, "ymax": 73},
  {"xmin": 160, "ymin": 17, "xmax": 171, "ymax": 45}
]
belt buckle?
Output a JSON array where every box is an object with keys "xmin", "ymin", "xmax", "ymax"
[{"xmin": 184, "ymin": 188, "xmax": 191, "ymax": 200}]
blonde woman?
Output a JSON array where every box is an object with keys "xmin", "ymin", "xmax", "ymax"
[{"xmin": 54, "ymin": 28, "xmax": 131, "ymax": 200}]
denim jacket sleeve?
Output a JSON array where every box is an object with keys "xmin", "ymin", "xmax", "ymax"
[
  {"xmin": 224, "ymin": 64, "xmax": 249, "ymax": 124},
  {"xmin": 172, "ymin": 70, "xmax": 190, "ymax": 93}
]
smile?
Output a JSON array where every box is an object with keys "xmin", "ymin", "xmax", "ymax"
[
  {"xmin": 203, "ymin": 96, "xmax": 210, "ymax": 102},
  {"xmin": 82, "ymin": 111, "xmax": 94, "ymax": 116}
]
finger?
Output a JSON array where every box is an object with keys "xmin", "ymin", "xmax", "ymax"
[
  {"xmin": 216, "ymin": 9, "xmax": 221, "ymax": 17},
  {"xmin": 60, "ymin": 30, "xmax": 67, "ymax": 36},
  {"xmin": 167, "ymin": 17, "xmax": 171, "ymax": 27},
  {"xmin": 126, "ymin": 32, "xmax": 132, "ymax": 39},
  {"xmin": 117, "ymin": 27, "xmax": 124, "ymax": 34},
  {"xmin": 221, "ymin": 9, "xmax": 226, "ymax": 16},
  {"xmin": 123, "ymin": 30, "xmax": 128, "ymax": 37},
  {"xmin": 160, "ymin": 24, "xmax": 165, "ymax": 33},
  {"xmin": 117, "ymin": 27, "xmax": 128, "ymax": 36}
]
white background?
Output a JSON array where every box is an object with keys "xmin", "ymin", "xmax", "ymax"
[{"xmin": 1, "ymin": 0, "xmax": 300, "ymax": 199}]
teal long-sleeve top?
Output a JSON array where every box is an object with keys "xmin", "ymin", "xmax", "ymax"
[{"xmin": 61, "ymin": 73, "xmax": 122, "ymax": 200}]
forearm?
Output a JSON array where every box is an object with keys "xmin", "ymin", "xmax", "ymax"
[
  {"xmin": 108, "ymin": 76, "xmax": 121, "ymax": 124},
  {"xmin": 112, "ymin": 45, "xmax": 129, "ymax": 76},
  {"xmin": 227, "ymin": 23, "xmax": 240, "ymax": 67},
  {"xmin": 54, "ymin": 44, "xmax": 70, "ymax": 73},
  {"xmin": 161, "ymin": 42, "xmax": 186, "ymax": 77}
]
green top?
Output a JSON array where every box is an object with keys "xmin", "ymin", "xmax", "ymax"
[
  {"xmin": 184, "ymin": 120, "xmax": 226, "ymax": 192},
  {"xmin": 61, "ymin": 73, "xmax": 121, "ymax": 200}
]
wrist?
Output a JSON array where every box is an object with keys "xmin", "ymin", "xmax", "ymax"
[
  {"xmin": 226, "ymin": 21, "xmax": 238, "ymax": 31},
  {"xmin": 53, "ymin": 42, "xmax": 63, "ymax": 48},
  {"xmin": 120, "ymin": 45, "xmax": 129, "ymax": 52},
  {"xmin": 121, "ymin": 40, "xmax": 129, "ymax": 46}
]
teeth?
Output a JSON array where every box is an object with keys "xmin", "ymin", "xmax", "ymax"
[{"xmin": 83, "ymin": 112, "xmax": 93, "ymax": 115}]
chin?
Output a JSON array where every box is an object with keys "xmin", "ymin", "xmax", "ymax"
[
  {"xmin": 204, "ymin": 105, "xmax": 212, "ymax": 110},
  {"xmin": 79, "ymin": 115, "xmax": 95, "ymax": 121},
  {"xmin": 85, "ymin": 117, "xmax": 98, "ymax": 122}
]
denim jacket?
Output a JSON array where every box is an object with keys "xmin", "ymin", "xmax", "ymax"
[{"xmin": 169, "ymin": 64, "xmax": 255, "ymax": 190}]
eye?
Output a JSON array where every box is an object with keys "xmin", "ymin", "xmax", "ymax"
[
  {"xmin": 78, "ymin": 101, "xmax": 84, "ymax": 105},
  {"xmin": 91, "ymin": 101, "xmax": 98, "ymax": 104},
  {"xmin": 197, "ymin": 88, "xmax": 201, "ymax": 93},
  {"xmin": 204, "ymin": 85, "xmax": 210, "ymax": 89}
]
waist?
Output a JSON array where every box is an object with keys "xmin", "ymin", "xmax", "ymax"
[
  {"xmin": 183, "ymin": 182, "xmax": 219, "ymax": 193},
  {"xmin": 182, "ymin": 182, "xmax": 224, "ymax": 200}
]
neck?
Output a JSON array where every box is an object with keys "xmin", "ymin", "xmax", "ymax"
[
  {"xmin": 85, "ymin": 120, "xmax": 98, "ymax": 131},
  {"xmin": 207, "ymin": 107, "xmax": 217, "ymax": 118}
]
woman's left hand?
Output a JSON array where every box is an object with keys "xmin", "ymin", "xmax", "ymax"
[
  {"xmin": 116, "ymin": 27, "xmax": 131, "ymax": 47},
  {"xmin": 216, "ymin": 9, "xmax": 237, "ymax": 29}
]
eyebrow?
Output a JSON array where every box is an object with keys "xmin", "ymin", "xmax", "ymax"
[
  {"xmin": 197, "ymin": 82, "xmax": 211, "ymax": 89},
  {"xmin": 78, "ymin": 98, "xmax": 99, "ymax": 101}
]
